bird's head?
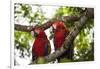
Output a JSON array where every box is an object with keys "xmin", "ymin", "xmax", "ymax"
[
  {"xmin": 53, "ymin": 21, "xmax": 65, "ymax": 30},
  {"xmin": 31, "ymin": 27, "xmax": 42, "ymax": 37}
]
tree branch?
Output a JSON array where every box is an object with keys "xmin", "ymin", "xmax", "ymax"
[
  {"xmin": 15, "ymin": 16, "xmax": 79, "ymax": 32},
  {"xmin": 15, "ymin": 24, "xmax": 33, "ymax": 32}
]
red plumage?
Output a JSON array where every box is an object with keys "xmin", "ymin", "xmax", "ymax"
[
  {"xmin": 53, "ymin": 21, "xmax": 69, "ymax": 50},
  {"xmin": 53, "ymin": 21, "xmax": 71, "ymax": 62},
  {"xmin": 32, "ymin": 29, "xmax": 51, "ymax": 60}
]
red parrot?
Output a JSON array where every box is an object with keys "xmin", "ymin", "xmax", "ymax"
[
  {"xmin": 31, "ymin": 28, "xmax": 51, "ymax": 64},
  {"xmin": 53, "ymin": 21, "xmax": 73, "ymax": 62}
]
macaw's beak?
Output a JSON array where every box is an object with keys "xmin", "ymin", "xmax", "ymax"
[
  {"xmin": 31, "ymin": 27, "xmax": 41, "ymax": 37},
  {"xmin": 31, "ymin": 31, "xmax": 39, "ymax": 38}
]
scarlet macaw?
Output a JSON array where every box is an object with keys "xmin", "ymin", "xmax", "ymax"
[
  {"xmin": 53, "ymin": 21, "xmax": 73, "ymax": 62},
  {"xmin": 31, "ymin": 28, "xmax": 51, "ymax": 64}
]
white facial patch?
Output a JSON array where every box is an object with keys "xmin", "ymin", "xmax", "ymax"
[
  {"xmin": 53, "ymin": 23, "xmax": 56, "ymax": 29},
  {"xmin": 31, "ymin": 31, "xmax": 34, "ymax": 37}
]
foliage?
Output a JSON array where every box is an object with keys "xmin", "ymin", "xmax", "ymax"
[{"xmin": 14, "ymin": 31, "xmax": 33, "ymax": 58}]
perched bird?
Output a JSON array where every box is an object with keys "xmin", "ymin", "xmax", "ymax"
[
  {"xmin": 31, "ymin": 28, "xmax": 51, "ymax": 64},
  {"xmin": 53, "ymin": 21, "xmax": 73, "ymax": 62}
]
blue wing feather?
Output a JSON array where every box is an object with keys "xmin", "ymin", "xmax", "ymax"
[{"xmin": 45, "ymin": 44, "xmax": 48, "ymax": 56}]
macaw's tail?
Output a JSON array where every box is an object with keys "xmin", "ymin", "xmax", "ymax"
[{"xmin": 36, "ymin": 57, "xmax": 47, "ymax": 64}]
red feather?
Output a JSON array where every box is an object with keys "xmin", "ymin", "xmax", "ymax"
[
  {"xmin": 32, "ymin": 30, "xmax": 50, "ymax": 57},
  {"xmin": 53, "ymin": 21, "xmax": 69, "ymax": 49}
]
